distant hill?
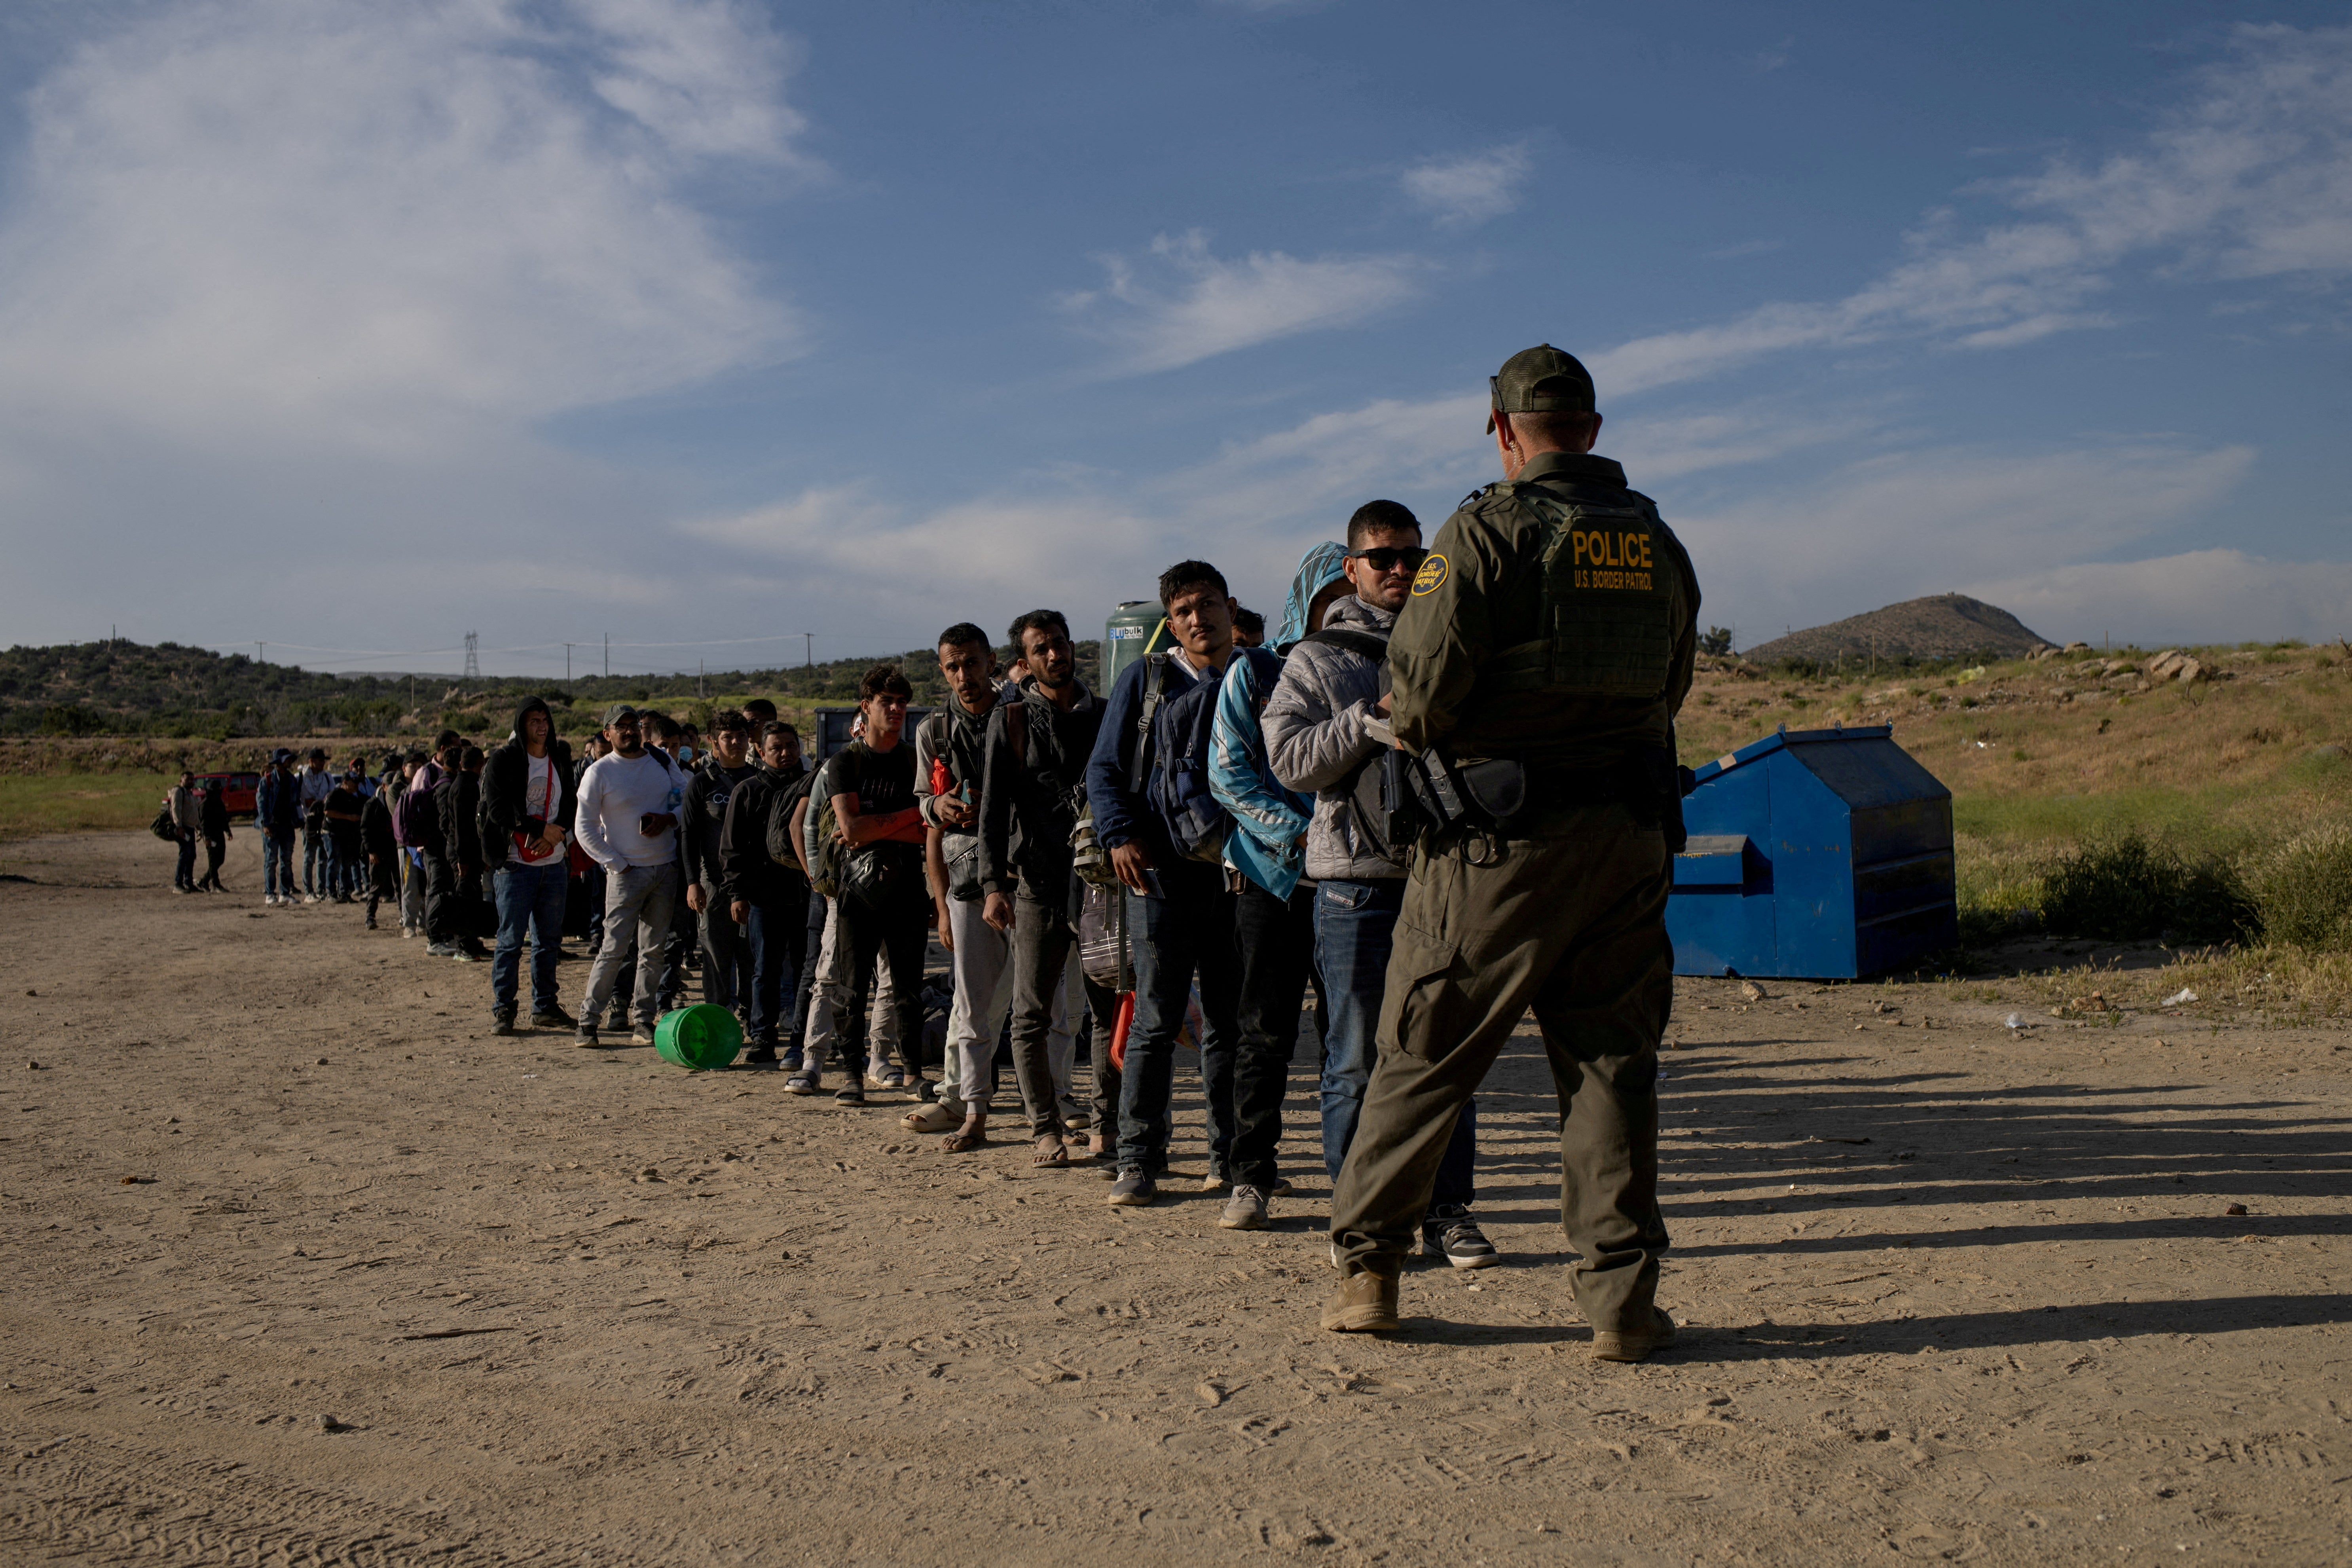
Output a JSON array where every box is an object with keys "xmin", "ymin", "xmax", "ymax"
[
  {"xmin": 0, "ymin": 638, "xmax": 1100, "ymax": 739},
  {"xmin": 1740, "ymin": 594, "xmax": 2050, "ymax": 668}
]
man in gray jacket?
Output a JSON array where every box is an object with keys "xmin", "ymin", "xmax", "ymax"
[{"xmin": 1263, "ymin": 499, "xmax": 1498, "ymax": 1270}]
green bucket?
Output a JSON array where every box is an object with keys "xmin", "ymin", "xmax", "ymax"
[{"xmin": 652, "ymin": 1004, "xmax": 742, "ymax": 1071}]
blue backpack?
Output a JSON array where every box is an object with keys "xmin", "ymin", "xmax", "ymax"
[{"xmin": 1133, "ymin": 647, "xmax": 1281, "ymax": 865}]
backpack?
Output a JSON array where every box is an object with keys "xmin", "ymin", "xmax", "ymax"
[
  {"xmin": 1133, "ymin": 651, "xmax": 1236, "ymax": 865},
  {"xmin": 150, "ymin": 803, "xmax": 175, "ymax": 841},
  {"xmin": 764, "ymin": 767, "xmax": 818, "ymax": 878}
]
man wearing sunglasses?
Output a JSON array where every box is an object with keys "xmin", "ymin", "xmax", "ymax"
[
  {"xmin": 1265, "ymin": 501, "xmax": 1498, "ymax": 1268},
  {"xmin": 1320, "ymin": 345, "xmax": 1701, "ymax": 1364}
]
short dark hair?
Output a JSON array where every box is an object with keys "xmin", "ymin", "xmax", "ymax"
[
  {"xmin": 1504, "ymin": 409, "xmax": 1601, "ymax": 451},
  {"xmin": 461, "ymin": 745, "xmax": 485, "ymax": 769},
  {"xmin": 1347, "ymin": 499, "xmax": 1420, "ymax": 549},
  {"xmin": 760, "ymin": 720, "xmax": 800, "ymax": 744},
  {"xmin": 646, "ymin": 712, "xmax": 680, "ymax": 741},
  {"xmin": 1158, "ymin": 559, "xmax": 1228, "ymax": 608},
  {"xmin": 434, "ymin": 729, "xmax": 462, "ymax": 752},
  {"xmin": 743, "ymin": 698, "xmax": 778, "ymax": 723},
  {"xmin": 859, "ymin": 664, "xmax": 914, "ymax": 702},
  {"xmin": 937, "ymin": 621, "xmax": 990, "ymax": 652},
  {"xmin": 1232, "ymin": 605, "xmax": 1266, "ymax": 639},
  {"xmin": 709, "ymin": 708, "xmax": 750, "ymax": 735},
  {"xmin": 1008, "ymin": 609, "xmax": 1071, "ymax": 649}
]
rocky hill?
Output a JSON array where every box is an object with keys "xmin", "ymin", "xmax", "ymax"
[{"xmin": 1740, "ymin": 594, "xmax": 2049, "ymax": 668}]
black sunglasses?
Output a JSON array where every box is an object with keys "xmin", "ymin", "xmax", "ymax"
[{"xmin": 1350, "ymin": 546, "xmax": 1429, "ymax": 573}]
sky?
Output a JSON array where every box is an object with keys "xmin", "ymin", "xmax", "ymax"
[{"xmin": 0, "ymin": 0, "xmax": 2347, "ymax": 676}]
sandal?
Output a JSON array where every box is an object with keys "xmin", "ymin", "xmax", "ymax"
[
  {"xmin": 941, "ymin": 1128, "xmax": 988, "ymax": 1153},
  {"xmin": 1032, "ymin": 1135, "xmax": 1070, "ymax": 1168},
  {"xmin": 784, "ymin": 1072, "xmax": 819, "ymax": 1095}
]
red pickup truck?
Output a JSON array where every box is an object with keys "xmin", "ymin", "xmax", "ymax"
[{"xmin": 191, "ymin": 771, "xmax": 263, "ymax": 818}]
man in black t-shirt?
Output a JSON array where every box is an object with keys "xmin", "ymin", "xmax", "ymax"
[
  {"xmin": 820, "ymin": 665, "xmax": 931, "ymax": 1107},
  {"xmin": 322, "ymin": 772, "xmax": 367, "ymax": 906}
]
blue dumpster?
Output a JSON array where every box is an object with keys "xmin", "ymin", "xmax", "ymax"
[{"xmin": 1668, "ymin": 724, "xmax": 1957, "ymax": 978}]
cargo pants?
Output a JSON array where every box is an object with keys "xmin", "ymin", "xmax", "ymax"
[{"xmin": 1328, "ymin": 804, "xmax": 1673, "ymax": 1335}]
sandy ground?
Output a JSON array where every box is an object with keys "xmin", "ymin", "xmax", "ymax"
[{"xmin": 3, "ymin": 830, "xmax": 2349, "ymax": 1566}]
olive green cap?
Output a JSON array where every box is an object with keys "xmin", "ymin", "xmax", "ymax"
[
  {"xmin": 1486, "ymin": 343, "xmax": 1596, "ymax": 432},
  {"xmin": 600, "ymin": 702, "xmax": 640, "ymax": 728}
]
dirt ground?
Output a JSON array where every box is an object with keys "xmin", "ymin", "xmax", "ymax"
[{"xmin": 3, "ymin": 830, "xmax": 2348, "ymax": 1566}]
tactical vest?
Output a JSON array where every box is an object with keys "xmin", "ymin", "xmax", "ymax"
[{"xmin": 1484, "ymin": 481, "xmax": 1677, "ymax": 702}]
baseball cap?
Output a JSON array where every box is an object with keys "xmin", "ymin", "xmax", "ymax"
[
  {"xmin": 1487, "ymin": 343, "xmax": 1596, "ymax": 432},
  {"xmin": 600, "ymin": 702, "xmax": 640, "ymax": 728},
  {"xmin": 271, "ymin": 747, "xmax": 293, "ymax": 763}
]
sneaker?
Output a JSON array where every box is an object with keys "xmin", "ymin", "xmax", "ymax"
[
  {"xmin": 1422, "ymin": 1205, "xmax": 1501, "ymax": 1270},
  {"xmin": 835, "ymin": 1083, "xmax": 866, "ymax": 1105},
  {"xmin": 785, "ymin": 1071, "xmax": 819, "ymax": 1095},
  {"xmin": 491, "ymin": 1014, "xmax": 516, "ymax": 1037},
  {"xmin": 402, "ymin": 926, "xmax": 417, "ymax": 938},
  {"xmin": 1200, "ymin": 1171, "xmax": 1230, "ymax": 1193},
  {"xmin": 780, "ymin": 1047, "xmax": 804, "ymax": 1071},
  {"xmin": 451, "ymin": 948, "xmax": 482, "ymax": 964},
  {"xmin": 1217, "ymin": 1184, "xmax": 1270, "ymax": 1231},
  {"xmin": 1105, "ymin": 1168, "xmax": 1157, "ymax": 1207},
  {"xmin": 1591, "ymin": 1307, "xmax": 1678, "ymax": 1364},
  {"xmin": 631, "ymin": 1024, "xmax": 656, "ymax": 1045},
  {"xmin": 426, "ymin": 942, "xmax": 457, "ymax": 957},
  {"xmin": 573, "ymin": 1022, "xmax": 599, "ymax": 1048},
  {"xmin": 529, "ymin": 1007, "xmax": 576, "ymax": 1030},
  {"xmin": 605, "ymin": 1013, "xmax": 629, "ymax": 1034},
  {"xmin": 364, "ymin": 916, "xmax": 377, "ymax": 930},
  {"xmin": 1320, "ymin": 1269, "xmax": 1401, "ymax": 1333},
  {"xmin": 742, "ymin": 1045, "xmax": 778, "ymax": 1066}
]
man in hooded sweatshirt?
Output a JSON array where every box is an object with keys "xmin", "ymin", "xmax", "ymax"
[
  {"xmin": 1264, "ymin": 499, "xmax": 1500, "ymax": 1271},
  {"xmin": 481, "ymin": 697, "xmax": 577, "ymax": 1033}
]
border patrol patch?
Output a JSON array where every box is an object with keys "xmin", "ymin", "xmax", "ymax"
[{"xmin": 1411, "ymin": 552, "xmax": 1449, "ymax": 597}]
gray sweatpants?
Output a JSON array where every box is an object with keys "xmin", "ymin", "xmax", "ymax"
[{"xmin": 580, "ymin": 862, "xmax": 680, "ymax": 1029}]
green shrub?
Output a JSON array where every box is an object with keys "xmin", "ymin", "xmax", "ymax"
[
  {"xmin": 2248, "ymin": 827, "xmax": 2352, "ymax": 950},
  {"xmin": 2037, "ymin": 830, "xmax": 2257, "ymax": 946}
]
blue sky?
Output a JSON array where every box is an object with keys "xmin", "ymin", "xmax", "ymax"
[{"xmin": 0, "ymin": 0, "xmax": 2346, "ymax": 676}]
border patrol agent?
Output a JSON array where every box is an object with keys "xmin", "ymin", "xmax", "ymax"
[{"xmin": 1320, "ymin": 345, "xmax": 1701, "ymax": 1362}]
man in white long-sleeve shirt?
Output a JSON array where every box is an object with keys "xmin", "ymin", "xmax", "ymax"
[{"xmin": 573, "ymin": 703, "xmax": 685, "ymax": 1047}]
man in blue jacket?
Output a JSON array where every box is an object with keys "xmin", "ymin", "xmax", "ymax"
[
  {"xmin": 1084, "ymin": 559, "xmax": 1245, "ymax": 1209},
  {"xmin": 256, "ymin": 751, "xmax": 302, "ymax": 906}
]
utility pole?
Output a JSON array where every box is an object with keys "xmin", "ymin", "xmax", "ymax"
[
  {"xmin": 255, "ymin": 641, "xmax": 265, "ymax": 665},
  {"xmin": 803, "ymin": 632, "xmax": 814, "ymax": 668},
  {"xmin": 563, "ymin": 643, "xmax": 575, "ymax": 681},
  {"xmin": 698, "ymin": 659, "xmax": 705, "ymax": 699},
  {"xmin": 603, "ymin": 632, "xmax": 610, "ymax": 679}
]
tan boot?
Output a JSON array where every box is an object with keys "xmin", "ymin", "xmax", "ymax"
[
  {"xmin": 1320, "ymin": 1270, "xmax": 1401, "ymax": 1333},
  {"xmin": 1591, "ymin": 1307, "xmax": 1677, "ymax": 1363}
]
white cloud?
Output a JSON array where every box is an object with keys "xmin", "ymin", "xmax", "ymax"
[
  {"xmin": 1587, "ymin": 23, "xmax": 2352, "ymax": 398},
  {"xmin": 1065, "ymin": 229, "xmax": 1425, "ymax": 374},
  {"xmin": 0, "ymin": 0, "xmax": 806, "ymax": 445},
  {"xmin": 1672, "ymin": 442, "xmax": 2255, "ymax": 647},
  {"xmin": 1400, "ymin": 144, "xmax": 1531, "ymax": 228},
  {"xmin": 1964, "ymin": 550, "xmax": 2352, "ymax": 648}
]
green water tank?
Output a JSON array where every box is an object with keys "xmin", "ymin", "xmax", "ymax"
[{"xmin": 1104, "ymin": 601, "xmax": 1167, "ymax": 692}]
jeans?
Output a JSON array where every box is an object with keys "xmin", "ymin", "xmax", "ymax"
[
  {"xmin": 366, "ymin": 852, "xmax": 398, "ymax": 921},
  {"xmin": 174, "ymin": 832, "xmax": 197, "ymax": 890},
  {"xmin": 829, "ymin": 889, "xmax": 929, "ymax": 1086},
  {"xmin": 1229, "ymin": 880, "xmax": 1315, "ymax": 1189},
  {"xmin": 1010, "ymin": 879, "xmax": 1113, "ymax": 1138},
  {"xmin": 791, "ymin": 888, "xmax": 826, "ymax": 1049},
  {"xmin": 579, "ymin": 862, "xmax": 679, "ymax": 1028},
  {"xmin": 1118, "ymin": 862, "xmax": 1241, "ymax": 1175},
  {"xmin": 1315, "ymin": 877, "xmax": 1476, "ymax": 1208},
  {"xmin": 744, "ymin": 888, "xmax": 808, "ymax": 1047},
  {"xmin": 493, "ymin": 859, "xmax": 569, "ymax": 1018},
  {"xmin": 264, "ymin": 830, "xmax": 298, "ymax": 898},
  {"xmin": 698, "ymin": 881, "xmax": 752, "ymax": 1012},
  {"xmin": 329, "ymin": 836, "xmax": 362, "ymax": 898},
  {"xmin": 303, "ymin": 829, "xmax": 327, "ymax": 895},
  {"xmin": 423, "ymin": 851, "xmax": 460, "ymax": 944}
]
